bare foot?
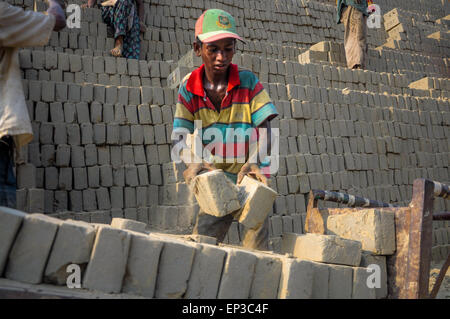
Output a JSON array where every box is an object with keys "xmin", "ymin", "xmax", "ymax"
[
  {"xmin": 110, "ymin": 45, "xmax": 123, "ymax": 57},
  {"xmin": 111, "ymin": 37, "xmax": 123, "ymax": 57}
]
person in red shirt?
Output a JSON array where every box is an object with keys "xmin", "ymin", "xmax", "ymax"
[{"xmin": 173, "ymin": 9, "xmax": 279, "ymax": 250}]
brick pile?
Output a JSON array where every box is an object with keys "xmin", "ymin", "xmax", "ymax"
[{"xmin": 1, "ymin": 207, "xmax": 397, "ymax": 299}]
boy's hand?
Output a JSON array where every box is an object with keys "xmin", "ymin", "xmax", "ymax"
[
  {"xmin": 237, "ymin": 163, "xmax": 268, "ymax": 186},
  {"xmin": 183, "ymin": 162, "xmax": 217, "ymax": 185}
]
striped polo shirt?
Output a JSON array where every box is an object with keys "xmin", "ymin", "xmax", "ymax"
[{"xmin": 173, "ymin": 63, "xmax": 278, "ymax": 182}]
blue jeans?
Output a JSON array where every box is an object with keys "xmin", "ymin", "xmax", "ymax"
[{"xmin": 0, "ymin": 136, "xmax": 16, "ymax": 208}]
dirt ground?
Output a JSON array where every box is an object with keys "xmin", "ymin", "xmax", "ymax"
[{"xmin": 429, "ymin": 261, "xmax": 450, "ymax": 299}]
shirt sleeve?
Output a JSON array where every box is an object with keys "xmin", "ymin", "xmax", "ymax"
[
  {"xmin": 173, "ymin": 82, "xmax": 195, "ymax": 135},
  {"xmin": 249, "ymin": 79, "xmax": 279, "ymax": 127},
  {"xmin": 0, "ymin": 2, "xmax": 55, "ymax": 48}
]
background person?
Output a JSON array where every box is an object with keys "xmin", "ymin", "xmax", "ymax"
[
  {"xmin": 336, "ymin": 0, "xmax": 373, "ymax": 69},
  {"xmin": 0, "ymin": 0, "xmax": 66, "ymax": 208},
  {"xmin": 83, "ymin": 0, "xmax": 145, "ymax": 59}
]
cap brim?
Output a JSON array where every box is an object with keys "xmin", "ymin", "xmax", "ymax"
[{"xmin": 198, "ymin": 31, "xmax": 246, "ymax": 44}]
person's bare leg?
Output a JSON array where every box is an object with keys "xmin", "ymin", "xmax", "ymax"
[{"xmin": 111, "ymin": 36, "xmax": 123, "ymax": 57}]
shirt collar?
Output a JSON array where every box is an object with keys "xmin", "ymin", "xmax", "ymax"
[{"xmin": 186, "ymin": 63, "xmax": 241, "ymax": 97}]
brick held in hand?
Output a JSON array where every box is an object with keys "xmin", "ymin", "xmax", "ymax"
[{"xmin": 191, "ymin": 170, "xmax": 241, "ymax": 217}]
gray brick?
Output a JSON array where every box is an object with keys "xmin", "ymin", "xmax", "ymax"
[
  {"xmin": 45, "ymin": 167, "xmax": 58, "ymax": 190},
  {"xmin": 128, "ymin": 59, "xmax": 139, "ymax": 76},
  {"xmin": 35, "ymin": 102, "xmax": 49, "ymax": 123},
  {"xmin": 154, "ymin": 125, "xmax": 166, "ymax": 144},
  {"xmin": 125, "ymin": 165, "xmax": 139, "ymax": 187},
  {"xmin": 55, "ymin": 83, "xmax": 68, "ymax": 102},
  {"xmin": 59, "ymin": 167, "xmax": 72, "ymax": 191},
  {"xmin": 82, "ymin": 189, "xmax": 97, "ymax": 211},
  {"xmin": 125, "ymin": 105, "xmax": 139, "ymax": 124},
  {"xmin": 136, "ymin": 186, "xmax": 148, "ymax": 208},
  {"xmin": 71, "ymin": 145, "xmax": 85, "ymax": 168},
  {"xmin": 64, "ymin": 103, "xmax": 76, "ymax": 123},
  {"xmin": 104, "ymin": 57, "xmax": 116, "ymax": 75},
  {"xmin": 141, "ymin": 86, "xmax": 153, "ymax": 104},
  {"xmin": 110, "ymin": 146, "xmax": 122, "ymax": 167},
  {"xmin": 117, "ymin": 57, "xmax": 128, "ymax": 74},
  {"xmin": 27, "ymin": 188, "xmax": 45, "ymax": 213},
  {"xmin": 89, "ymin": 102, "xmax": 102, "ymax": 124},
  {"xmin": 113, "ymin": 166, "xmax": 125, "ymax": 187},
  {"xmin": 5, "ymin": 214, "xmax": 60, "ymax": 284},
  {"xmin": 69, "ymin": 54, "xmax": 82, "ymax": 73},
  {"xmin": 69, "ymin": 190, "xmax": 83, "ymax": 212},
  {"xmin": 39, "ymin": 123, "xmax": 53, "ymax": 144},
  {"xmin": 32, "ymin": 50, "xmax": 45, "ymax": 70},
  {"xmin": 87, "ymin": 166, "xmax": 100, "ymax": 188},
  {"xmin": 130, "ymin": 125, "xmax": 144, "ymax": 145},
  {"xmin": 157, "ymin": 145, "xmax": 170, "ymax": 163},
  {"xmin": 75, "ymin": 102, "xmax": 89, "ymax": 123},
  {"xmin": 17, "ymin": 164, "xmax": 36, "ymax": 189},
  {"xmin": 93, "ymin": 124, "xmax": 106, "ymax": 145},
  {"xmin": 93, "ymin": 56, "xmax": 105, "ymax": 74},
  {"xmin": 107, "ymin": 124, "xmax": 120, "ymax": 145},
  {"xmin": 150, "ymin": 165, "xmax": 162, "ymax": 185},
  {"xmin": 81, "ymin": 123, "xmax": 94, "ymax": 145},
  {"xmin": 152, "ymin": 87, "xmax": 164, "ymax": 105},
  {"xmin": 114, "ymin": 104, "xmax": 126, "ymax": 124},
  {"xmin": 82, "ymin": 226, "xmax": 130, "ymax": 293},
  {"xmin": 119, "ymin": 146, "xmax": 133, "ymax": 165},
  {"xmin": 94, "ymin": 85, "xmax": 105, "ymax": 103},
  {"xmin": 129, "ymin": 87, "xmax": 141, "ymax": 105},
  {"xmin": 29, "ymin": 80, "xmax": 41, "ymax": 101},
  {"xmin": 117, "ymin": 86, "xmax": 128, "ymax": 105},
  {"xmin": 73, "ymin": 167, "xmax": 88, "ymax": 190},
  {"xmin": 111, "ymin": 186, "xmax": 124, "ymax": 209},
  {"xmin": 105, "ymin": 86, "xmax": 118, "ymax": 105},
  {"xmin": 68, "ymin": 84, "xmax": 81, "ymax": 102},
  {"xmin": 124, "ymin": 187, "xmax": 136, "ymax": 208},
  {"xmin": 53, "ymin": 123, "xmax": 67, "ymax": 144},
  {"xmin": 96, "ymin": 187, "xmax": 111, "ymax": 210},
  {"xmin": 42, "ymin": 81, "xmax": 55, "ymax": 103},
  {"xmin": 56, "ymin": 144, "xmax": 71, "ymax": 167},
  {"xmin": 97, "ymin": 146, "xmax": 110, "ymax": 165},
  {"xmin": 41, "ymin": 145, "xmax": 55, "ymax": 167}
]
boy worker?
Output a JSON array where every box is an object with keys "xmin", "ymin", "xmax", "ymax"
[{"xmin": 172, "ymin": 9, "xmax": 278, "ymax": 251}]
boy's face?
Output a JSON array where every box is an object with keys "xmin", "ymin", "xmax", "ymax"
[{"xmin": 194, "ymin": 38, "xmax": 236, "ymax": 76}]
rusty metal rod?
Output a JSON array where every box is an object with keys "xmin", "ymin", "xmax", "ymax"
[
  {"xmin": 433, "ymin": 212, "xmax": 450, "ymax": 220},
  {"xmin": 311, "ymin": 189, "xmax": 397, "ymax": 208},
  {"xmin": 429, "ymin": 253, "xmax": 450, "ymax": 299}
]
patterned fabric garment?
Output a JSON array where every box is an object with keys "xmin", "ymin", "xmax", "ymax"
[{"xmin": 101, "ymin": 0, "xmax": 141, "ymax": 59}]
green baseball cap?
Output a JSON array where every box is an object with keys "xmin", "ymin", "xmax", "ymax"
[{"xmin": 195, "ymin": 9, "xmax": 245, "ymax": 43}]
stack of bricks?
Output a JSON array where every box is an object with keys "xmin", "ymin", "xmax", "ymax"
[
  {"xmin": 380, "ymin": 8, "xmax": 450, "ymax": 58},
  {"xmin": 1, "ymin": 207, "xmax": 395, "ymax": 299},
  {"xmin": 4, "ymin": 0, "xmax": 449, "ymax": 260}
]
